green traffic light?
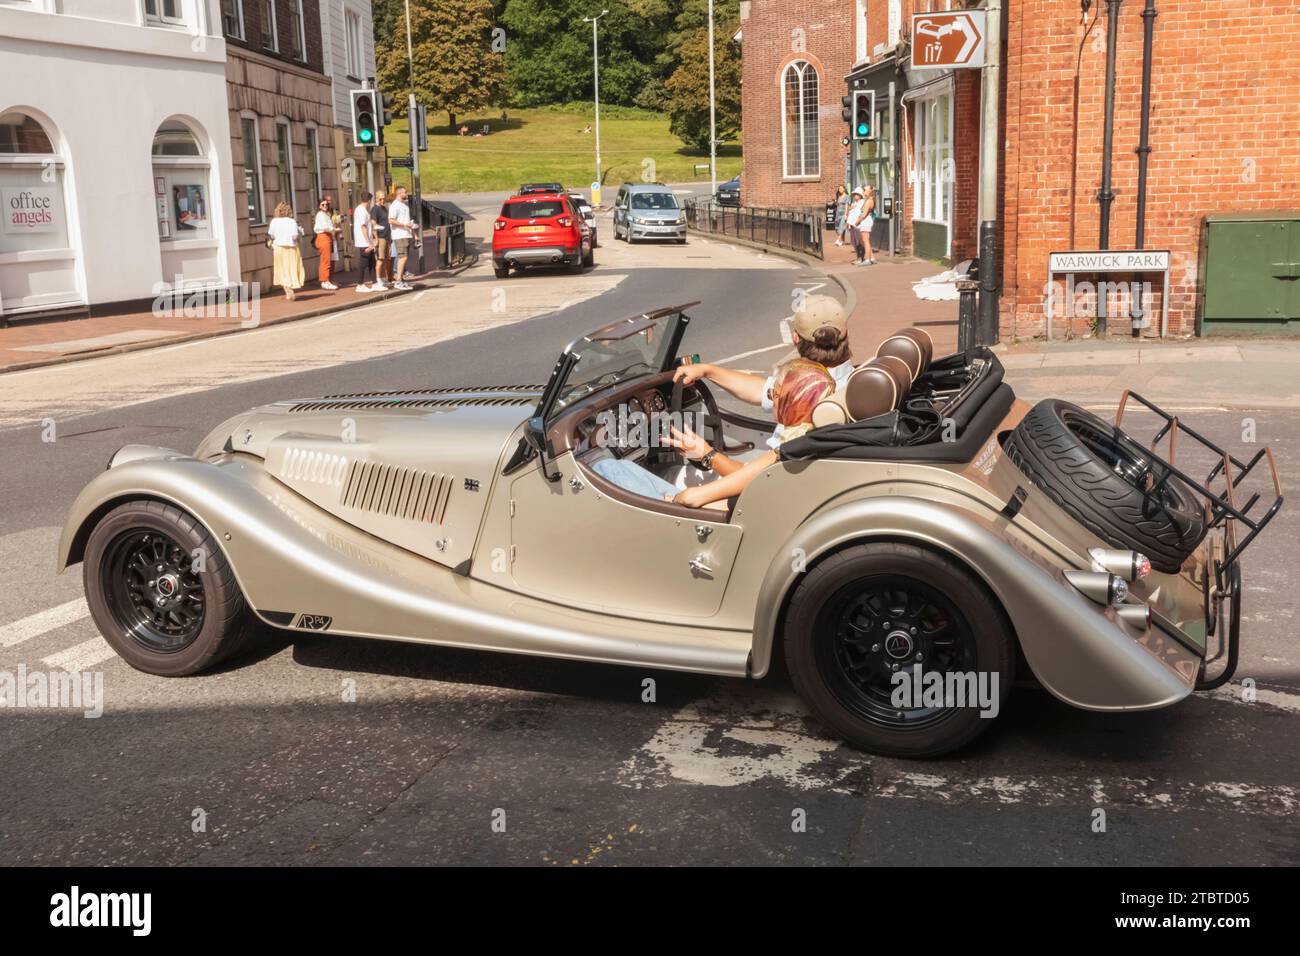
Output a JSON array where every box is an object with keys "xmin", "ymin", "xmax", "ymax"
[
  {"xmin": 359, "ymin": 127, "xmax": 374, "ymax": 143},
  {"xmin": 856, "ymin": 123, "xmax": 869, "ymax": 136}
]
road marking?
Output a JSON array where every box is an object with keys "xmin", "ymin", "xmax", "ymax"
[
  {"xmin": 716, "ymin": 343, "xmax": 787, "ymax": 364},
  {"xmin": 0, "ymin": 599, "xmax": 89, "ymax": 648},
  {"xmin": 1204, "ymin": 682, "xmax": 1300, "ymax": 714},
  {"xmin": 42, "ymin": 636, "xmax": 116, "ymax": 672}
]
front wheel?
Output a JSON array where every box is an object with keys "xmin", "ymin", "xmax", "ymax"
[
  {"xmin": 83, "ymin": 500, "xmax": 257, "ymax": 676},
  {"xmin": 784, "ymin": 542, "xmax": 1014, "ymax": 758}
]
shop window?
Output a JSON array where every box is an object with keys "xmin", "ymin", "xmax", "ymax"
[
  {"xmin": 240, "ymin": 115, "xmax": 264, "ymax": 224},
  {"xmin": 0, "ymin": 111, "xmax": 70, "ymax": 256},
  {"xmin": 151, "ymin": 120, "xmax": 211, "ymax": 242},
  {"xmin": 781, "ymin": 60, "xmax": 820, "ymax": 179},
  {"xmin": 913, "ymin": 90, "xmax": 952, "ymax": 226}
]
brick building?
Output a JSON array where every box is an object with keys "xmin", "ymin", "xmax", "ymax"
[
  {"xmin": 740, "ymin": 0, "xmax": 1300, "ymax": 339},
  {"xmin": 219, "ymin": 0, "xmax": 339, "ymax": 289}
]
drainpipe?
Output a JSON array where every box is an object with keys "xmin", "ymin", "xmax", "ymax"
[
  {"xmin": 1096, "ymin": 0, "xmax": 1122, "ymax": 336},
  {"xmin": 976, "ymin": 0, "xmax": 1003, "ymax": 346},
  {"xmin": 1131, "ymin": 0, "xmax": 1158, "ymax": 335}
]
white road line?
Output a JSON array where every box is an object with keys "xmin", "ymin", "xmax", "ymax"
[
  {"xmin": 716, "ymin": 343, "xmax": 787, "ymax": 364},
  {"xmin": 1204, "ymin": 682, "xmax": 1300, "ymax": 714},
  {"xmin": 42, "ymin": 637, "xmax": 116, "ymax": 672},
  {"xmin": 0, "ymin": 599, "xmax": 89, "ymax": 648}
]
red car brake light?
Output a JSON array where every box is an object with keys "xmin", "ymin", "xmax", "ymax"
[
  {"xmin": 494, "ymin": 219, "xmax": 507, "ymax": 231},
  {"xmin": 557, "ymin": 217, "xmax": 573, "ymax": 227}
]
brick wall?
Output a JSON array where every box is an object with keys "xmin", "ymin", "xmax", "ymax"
[
  {"xmin": 226, "ymin": 0, "xmax": 326, "ymax": 76},
  {"xmin": 1001, "ymin": 0, "xmax": 1300, "ymax": 339},
  {"xmin": 739, "ymin": 0, "xmax": 857, "ymax": 209}
]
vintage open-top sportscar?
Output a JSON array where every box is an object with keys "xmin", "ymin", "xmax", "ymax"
[{"xmin": 59, "ymin": 304, "xmax": 1282, "ymax": 756}]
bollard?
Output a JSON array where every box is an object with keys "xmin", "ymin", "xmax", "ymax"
[{"xmin": 957, "ymin": 278, "xmax": 980, "ymax": 353}]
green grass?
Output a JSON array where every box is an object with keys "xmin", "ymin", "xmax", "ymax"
[{"xmin": 381, "ymin": 104, "xmax": 741, "ymax": 195}]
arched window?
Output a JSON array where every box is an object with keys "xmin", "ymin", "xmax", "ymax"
[
  {"xmin": 782, "ymin": 61, "xmax": 820, "ymax": 179},
  {"xmin": 0, "ymin": 109, "xmax": 81, "ymax": 314},
  {"xmin": 151, "ymin": 119, "xmax": 211, "ymax": 241}
]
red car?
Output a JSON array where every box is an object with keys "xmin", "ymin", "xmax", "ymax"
[{"xmin": 492, "ymin": 192, "xmax": 593, "ymax": 279}]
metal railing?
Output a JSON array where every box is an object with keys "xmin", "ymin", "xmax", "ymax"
[
  {"xmin": 684, "ymin": 199, "xmax": 824, "ymax": 259},
  {"xmin": 420, "ymin": 200, "xmax": 468, "ymax": 269}
]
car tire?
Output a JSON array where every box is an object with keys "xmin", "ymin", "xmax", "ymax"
[
  {"xmin": 591, "ymin": 232, "xmax": 599, "ymax": 249},
  {"xmin": 493, "ymin": 261, "xmax": 509, "ymax": 279},
  {"xmin": 1003, "ymin": 398, "xmax": 1206, "ymax": 572},
  {"xmin": 676, "ymin": 237, "xmax": 687, "ymax": 245},
  {"xmin": 583, "ymin": 248, "xmax": 595, "ymax": 268},
  {"xmin": 783, "ymin": 541, "xmax": 1014, "ymax": 758},
  {"xmin": 83, "ymin": 500, "xmax": 258, "ymax": 677},
  {"xmin": 568, "ymin": 255, "xmax": 583, "ymax": 274}
]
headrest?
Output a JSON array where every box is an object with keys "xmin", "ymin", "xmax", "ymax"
[
  {"xmin": 875, "ymin": 328, "xmax": 933, "ymax": 381},
  {"xmin": 842, "ymin": 355, "xmax": 912, "ymax": 421}
]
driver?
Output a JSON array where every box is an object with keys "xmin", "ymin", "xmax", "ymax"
[{"xmin": 670, "ymin": 294, "xmax": 854, "ymax": 449}]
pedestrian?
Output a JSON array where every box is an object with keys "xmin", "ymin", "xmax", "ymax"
[
  {"xmin": 389, "ymin": 185, "xmax": 418, "ymax": 290},
  {"xmin": 832, "ymin": 185, "xmax": 849, "ymax": 247},
  {"xmin": 352, "ymin": 191, "xmax": 376, "ymax": 293},
  {"xmin": 267, "ymin": 201, "xmax": 306, "ymax": 300},
  {"xmin": 371, "ymin": 189, "xmax": 391, "ymax": 291},
  {"xmin": 861, "ymin": 184, "xmax": 879, "ymax": 265},
  {"xmin": 313, "ymin": 196, "xmax": 338, "ymax": 290},
  {"xmin": 845, "ymin": 188, "xmax": 870, "ymax": 266}
]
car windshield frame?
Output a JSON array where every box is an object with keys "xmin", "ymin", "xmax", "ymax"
[
  {"xmin": 534, "ymin": 304, "xmax": 696, "ymax": 421},
  {"xmin": 630, "ymin": 191, "xmax": 681, "ymax": 211}
]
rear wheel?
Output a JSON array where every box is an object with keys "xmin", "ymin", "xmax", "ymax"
[
  {"xmin": 493, "ymin": 260, "xmax": 509, "ymax": 279},
  {"xmin": 83, "ymin": 500, "xmax": 257, "ymax": 676},
  {"xmin": 784, "ymin": 542, "xmax": 1013, "ymax": 758}
]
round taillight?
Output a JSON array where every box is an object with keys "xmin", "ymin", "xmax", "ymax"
[{"xmin": 1134, "ymin": 553, "xmax": 1152, "ymax": 580}]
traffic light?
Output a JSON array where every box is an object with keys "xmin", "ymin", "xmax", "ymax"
[
  {"xmin": 841, "ymin": 94, "xmax": 853, "ymax": 125},
  {"xmin": 377, "ymin": 92, "xmax": 395, "ymax": 145},
  {"xmin": 350, "ymin": 89, "xmax": 379, "ymax": 147},
  {"xmin": 852, "ymin": 90, "xmax": 876, "ymax": 141}
]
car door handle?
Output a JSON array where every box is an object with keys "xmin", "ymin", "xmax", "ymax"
[{"xmin": 689, "ymin": 555, "xmax": 714, "ymax": 577}]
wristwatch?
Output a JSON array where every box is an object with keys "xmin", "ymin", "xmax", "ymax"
[{"xmin": 692, "ymin": 449, "xmax": 719, "ymax": 472}]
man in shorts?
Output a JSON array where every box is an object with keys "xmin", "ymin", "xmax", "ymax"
[{"xmin": 389, "ymin": 186, "xmax": 418, "ymax": 291}]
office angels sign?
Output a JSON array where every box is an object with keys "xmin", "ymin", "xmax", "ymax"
[{"xmin": 2, "ymin": 186, "xmax": 59, "ymax": 234}]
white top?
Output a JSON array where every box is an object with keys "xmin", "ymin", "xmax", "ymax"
[
  {"xmin": 844, "ymin": 199, "xmax": 865, "ymax": 228},
  {"xmin": 389, "ymin": 199, "xmax": 413, "ymax": 240},
  {"xmin": 267, "ymin": 216, "xmax": 304, "ymax": 247},
  {"xmin": 353, "ymin": 204, "xmax": 372, "ymax": 248},
  {"xmin": 764, "ymin": 360, "xmax": 854, "ymax": 450},
  {"xmin": 313, "ymin": 210, "xmax": 334, "ymax": 235}
]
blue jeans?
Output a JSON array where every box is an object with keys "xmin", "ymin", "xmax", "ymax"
[{"xmin": 590, "ymin": 456, "xmax": 677, "ymax": 500}]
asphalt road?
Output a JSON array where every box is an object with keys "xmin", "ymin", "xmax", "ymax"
[{"xmin": 0, "ymin": 221, "xmax": 1297, "ymax": 866}]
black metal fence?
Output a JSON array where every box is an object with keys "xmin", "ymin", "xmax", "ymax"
[
  {"xmin": 420, "ymin": 200, "xmax": 468, "ymax": 269},
  {"xmin": 684, "ymin": 199, "xmax": 824, "ymax": 259}
]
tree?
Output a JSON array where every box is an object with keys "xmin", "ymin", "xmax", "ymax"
[
  {"xmin": 377, "ymin": 0, "xmax": 508, "ymax": 129},
  {"xmin": 665, "ymin": 12, "xmax": 741, "ymax": 152}
]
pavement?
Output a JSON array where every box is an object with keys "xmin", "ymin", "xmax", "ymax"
[{"xmin": 0, "ymin": 195, "xmax": 1297, "ymax": 866}]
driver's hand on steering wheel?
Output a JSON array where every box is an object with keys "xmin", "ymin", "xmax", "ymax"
[
  {"xmin": 664, "ymin": 424, "xmax": 711, "ymax": 461},
  {"xmin": 671, "ymin": 363, "xmax": 710, "ymax": 386}
]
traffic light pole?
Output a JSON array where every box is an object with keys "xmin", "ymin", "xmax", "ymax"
[{"xmin": 404, "ymin": 0, "xmax": 423, "ymax": 274}]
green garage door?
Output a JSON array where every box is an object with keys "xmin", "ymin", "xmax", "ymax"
[{"xmin": 1201, "ymin": 212, "xmax": 1300, "ymax": 335}]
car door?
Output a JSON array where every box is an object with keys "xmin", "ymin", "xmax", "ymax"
[{"xmin": 507, "ymin": 452, "xmax": 743, "ymax": 621}]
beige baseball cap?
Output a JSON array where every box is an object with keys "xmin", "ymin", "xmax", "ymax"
[{"xmin": 790, "ymin": 294, "xmax": 849, "ymax": 339}]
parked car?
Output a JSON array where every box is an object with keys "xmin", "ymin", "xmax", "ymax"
[
  {"xmin": 519, "ymin": 182, "xmax": 564, "ymax": 196},
  {"xmin": 60, "ymin": 305, "xmax": 1280, "ymax": 757},
  {"xmin": 715, "ymin": 176, "xmax": 740, "ymax": 207},
  {"xmin": 568, "ymin": 192, "xmax": 598, "ymax": 248},
  {"xmin": 613, "ymin": 183, "xmax": 687, "ymax": 244},
  {"xmin": 490, "ymin": 192, "xmax": 593, "ymax": 278}
]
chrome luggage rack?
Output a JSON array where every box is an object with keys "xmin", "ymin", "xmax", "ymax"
[{"xmin": 1115, "ymin": 390, "xmax": 1284, "ymax": 689}]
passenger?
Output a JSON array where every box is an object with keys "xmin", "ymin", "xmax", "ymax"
[
  {"xmin": 666, "ymin": 359, "xmax": 835, "ymax": 510},
  {"xmin": 671, "ymin": 293, "xmax": 853, "ymax": 449}
]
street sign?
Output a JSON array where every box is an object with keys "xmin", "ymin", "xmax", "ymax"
[
  {"xmin": 391, "ymin": 156, "xmax": 413, "ymax": 169},
  {"xmin": 910, "ymin": 11, "xmax": 986, "ymax": 69},
  {"xmin": 1048, "ymin": 250, "xmax": 1171, "ymax": 272}
]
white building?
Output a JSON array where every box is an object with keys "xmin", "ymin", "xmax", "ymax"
[{"xmin": 0, "ymin": 0, "xmax": 240, "ymax": 319}]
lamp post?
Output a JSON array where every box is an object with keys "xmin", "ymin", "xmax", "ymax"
[
  {"xmin": 707, "ymin": 0, "xmax": 717, "ymax": 197},
  {"xmin": 582, "ymin": 10, "xmax": 609, "ymax": 198},
  {"xmin": 404, "ymin": 0, "xmax": 423, "ymax": 272}
]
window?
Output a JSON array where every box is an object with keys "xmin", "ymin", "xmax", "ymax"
[
  {"xmin": 630, "ymin": 192, "xmax": 680, "ymax": 210},
  {"xmin": 287, "ymin": 0, "xmax": 306, "ymax": 60},
  {"xmin": 0, "ymin": 111, "xmax": 70, "ymax": 256},
  {"xmin": 855, "ymin": 0, "xmax": 868, "ymax": 63},
  {"xmin": 275, "ymin": 120, "xmax": 294, "ymax": 212},
  {"xmin": 781, "ymin": 61, "xmax": 820, "ymax": 179},
  {"xmin": 260, "ymin": 0, "xmax": 278, "ymax": 52},
  {"xmin": 344, "ymin": 7, "xmax": 364, "ymax": 78},
  {"xmin": 913, "ymin": 89, "xmax": 952, "ymax": 225},
  {"xmin": 240, "ymin": 115, "xmax": 264, "ymax": 224},
  {"xmin": 305, "ymin": 125, "xmax": 321, "ymax": 204},
  {"xmin": 220, "ymin": 0, "xmax": 244, "ymax": 39},
  {"xmin": 151, "ymin": 120, "xmax": 211, "ymax": 242},
  {"xmin": 145, "ymin": 0, "xmax": 184, "ymax": 22}
]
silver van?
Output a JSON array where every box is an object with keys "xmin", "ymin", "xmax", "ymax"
[{"xmin": 613, "ymin": 183, "xmax": 687, "ymax": 244}]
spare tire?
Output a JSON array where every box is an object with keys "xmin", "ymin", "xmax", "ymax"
[{"xmin": 1003, "ymin": 399, "xmax": 1206, "ymax": 572}]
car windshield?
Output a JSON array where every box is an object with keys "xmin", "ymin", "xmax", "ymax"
[
  {"xmin": 551, "ymin": 311, "xmax": 681, "ymax": 411},
  {"xmin": 630, "ymin": 192, "xmax": 680, "ymax": 211},
  {"xmin": 503, "ymin": 200, "xmax": 565, "ymax": 219}
]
